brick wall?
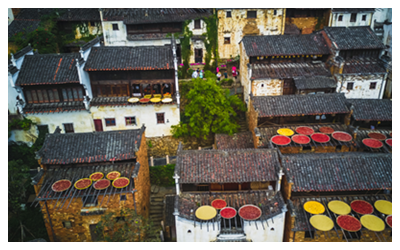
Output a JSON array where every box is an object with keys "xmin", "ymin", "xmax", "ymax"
[{"xmin": 135, "ymin": 130, "xmax": 151, "ymax": 218}]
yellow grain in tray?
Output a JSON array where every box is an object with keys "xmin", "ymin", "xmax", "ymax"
[
  {"xmin": 310, "ymin": 215, "xmax": 334, "ymax": 231},
  {"xmin": 360, "ymin": 215, "xmax": 385, "ymax": 232},
  {"xmin": 374, "ymin": 200, "xmax": 392, "ymax": 215},
  {"xmin": 328, "ymin": 200, "xmax": 351, "ymax": 215},
  {"xmin": 195, "ymin": 205, "xmax": 217, "ymax": 220},
  {"xmin": 304, "ymin": 201, "xmax": 325, "ymax": 214},
  {"xmin": 277, "ymin": 128, "xmax": 294, "ymax": 136}
]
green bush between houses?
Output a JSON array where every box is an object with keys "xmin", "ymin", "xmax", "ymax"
[{"xmin": 149, "ymin": 164, "xmax": 175, "ymax": 187}]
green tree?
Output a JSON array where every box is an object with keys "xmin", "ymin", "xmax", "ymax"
[
  {"xmin": 171, "ymin": 77, "xmax": 246, "ymax": 141},
  {"xmin": 95, "ymin": 208, "xmax": 161, "ymax": 242},
  {"xmin": 8, "ymin": 160, "xmax": 31, "ymax": 215}
]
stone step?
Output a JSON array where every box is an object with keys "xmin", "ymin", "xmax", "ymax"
[
  {"xmin": 150, "ymin": 197, "xmax": 164, "ymax": 202},
  {"xmin": 149, "ymin": 205, "xmax": 164, "ymax": 210}
]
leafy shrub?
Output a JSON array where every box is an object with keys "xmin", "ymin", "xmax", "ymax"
[
  {"xmin": 204, "ymin": 70, "xmax": 216, "ymax": 79},
  {"xmin": 149, "ymin": 164, "xmax": 175, "ymax": 187}
]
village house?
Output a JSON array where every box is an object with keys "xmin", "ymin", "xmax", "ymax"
[
  {"xmin": 172, "ymin": 145, "xmax": 287, "ymax": 242},
  {"xmin": 11, "ymin": 37, "xmax": 101, "ymax": 135},
  {"xmin": 31, "ymin": 126, "xmax": 150, "ymax": 242},
  {"xmin": 217, "ymin": 9, "xmax": 286, "ymax": 61},
  {"xmin": 328, "ymin": 8, "xmax": 375, "ymax": 28},
  {"xmin": 83, "ymin": 39, "xmax": 180, "ymax": 137},
  {"xmin": 99, "ymin": 8, "xmax": 212, "ymax": 64},
  {"xmin": 284, "ymin": 8, "xmax": 331, "ymax": 35},
  {"xmin": 346, "ymin": 98, "xmax": 392, "ymax": 129},
  {"xmin": 239, "ymin": 33, "xmax": 333, "ymax": 105},
  {"xmin": 320, "ymin": 26, "xmax": 388, "ymax": 99},
  {"xmin": 281, "ymin": 152, "xmax": 392, "ymax": 242}
]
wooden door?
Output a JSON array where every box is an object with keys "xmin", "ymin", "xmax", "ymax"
[
  {"xmin": 283, "ymin": 79, "xmax": 296, "ymax": 95},
  {"xmin": 195, "ymin": 49, "xmax": 203, "ymax": 63},
  {"xmin": 93, "ymin": 119, "xmax": 103, "ymax": 132}
]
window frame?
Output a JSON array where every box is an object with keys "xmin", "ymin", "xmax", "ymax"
[
  {"xmin": 112, "ymin": 23, "xmax": 119, "ymax": 30},
  {"xmin": 347, "ymin": 82, "xmax": 354, "ymax": 90},
  {"xmin": 350, "ymin": 13, "xmax": 357, "ymax": 22},
  {"xmin": 63, "ymin": 123, "xmax": 74, "ymax": 133},
  {"xmin": 338, "ymin": 15, "xmax": 343, "ymax": 21},
  {"xmin": 247, "ymin": 10, "xmax": 257, "ymax": 19},
  {"xmin": 369, "ymin": 82, "xmax": 377, "ymax": 90},
  {"xmin": 224, "ymin": 37, "xmax": 231, "ymax": 44},
  {"xmin": 226, "ymin": 11, "xmax": 232, "ymax": 18},
  {"xmin": 362, "ymin": 14, "xmax": 367, "ymax": 21},
  {"xmin": 105, "ymin": 118, "xmax": 116, "ymax": 127},
  {"xmin": 156, "ymin": 113, "xmax": 165, "ymax": 124},
  {"xmin": 125, "ymin": 116, "xmax": 137, "ymax": 126},
  {"xmin": 194, "ymin": 19, "xmax": 201, "ymax": 29}
]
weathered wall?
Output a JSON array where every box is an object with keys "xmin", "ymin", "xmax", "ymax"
[
  {"xmin": 74, "ymin": 22, "xmax": 102, "ymax": 39},
  {"xmin": 8, "ymin": 125, "xmax": 39, "ymax": 146},
  {"xmin": 239, "ymin": 42, "xmax": 250, "ymax": 106},
  {"xmin": 218, "ymin": 9, "xmax": 285, "ymax": 59},
  {"xmin": 252, "ymin": 79, "xmax": 283, "ymax": 96},
  {"xmin": 330, "ymin": 12, "xmax": 373, "ymax": 27},
  {"xmin": 336, "ymin": 74, "xmax": 386, "ymax": 99},
  {"xmin": 247, "ymin": 98, "xmax": 258, "ymax": 149},
  {"xmin": 175, "ymin": 216, "xmax": 220, "ymax": 242},
  {"xmin": 26, "ymin": 111, "xmax": 93, "ymax": 134},
  {"xmin": 135, "ymin": 130, "xmax": 151, "ymax": 218},
  {"xmin": 243, "ymin": 212, "xmax": 285, "ymax": 242},
  {"xmin": 90, "ymin": 104, "xmax": 180, "ymax": 137}
]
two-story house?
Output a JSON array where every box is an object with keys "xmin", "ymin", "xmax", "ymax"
[
  {"xmin": 172, "ymin": 145, "xmax": 287, "ymax": 242},
  {"xmin": 31, "ymin": 126, "xmax": 150, "ymax": 242},
  {"xmin": 328, "ymin": 8, "xmax": 375, "ymax": 28},
  {"xmin": 239, "ymin": 33, "xmax": 333, "ymax": 106},
  {"xmin": 99, "ymin": 8, "xmax": 212, "ymax": 64},
  {"xmin": 320, "ymin": 26, "xmax": 387, "ymax": 99},
  {"xmin": 217, "ymin": 9, "xmax": 286, "ymax": 60}
]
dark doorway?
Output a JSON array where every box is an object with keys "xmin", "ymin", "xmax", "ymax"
[
  {"xmin": 283, "ymin": 79, "xmax": 296, "ymax": 95},
  {"xmin": 195, "ymin": 49, "xmax": 203, "ymax": 63},
  {"xmin": 89, "ymin": 224, "xmax": 99, "ymax": 242},
  {"xmin": 93, "ymin": 119, "xmax": 103, "ymax": 132}
]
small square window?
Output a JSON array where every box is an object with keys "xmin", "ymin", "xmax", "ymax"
[
  {"xmin": 350, "ymin": 13, "xmax": 357, "ymax": 22},
  {"xmin": 274, "ymin": 10, "xmax": 277, "ymax": 15},
  {"xmin": 247, "ymin": 11, "xmax": 257, "ymax": 18},
  {"xmin": 362, "ymin": 15, "xmax": 367, "ymax": 21},
  {"xmin": 105, "ymin": 118, "xmax": 116, "ymax": 127},
  {"xmin": 63, "ymin": 123, "xmax": 74, "ymax": 133},
  {"xmin": 125, "ymin": 117, "xmax": 136, "ymax": 126},
  {"xmin": 226, "ymin": 11, "xmax": 231, "ymax": 18},
  {"xmin": 347, "ymin": 82, "xmax": 354, "ymax": 90},
  {"xmin": 224, "ymin": 37, "xmax": 231, "ymax": 44},
  {"xmin": 156, "ymin": 113, "xmax": 165, "ymax": 124},
  {"xmin": 63, "ymin": 221, "xmax": 72, "ymax": 229},
  {"xmin": 370, "ymin": 82, "xmax": 377, "ymax": 89},
  {"xmin": 338, "ymin": 15, "xmax": 343, "ymax": 21},
  {"xmin": 112, "ymin": 24, "xmax": 119, "ymax": 30},
  {"xmin": 194, "ymin": 19, "xmax": 201, "ymax": 29}
]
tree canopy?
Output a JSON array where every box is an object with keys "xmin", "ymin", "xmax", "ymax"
[{"xmin": 172, "ymin": 76, "xmax": 246, "ymax": 140}]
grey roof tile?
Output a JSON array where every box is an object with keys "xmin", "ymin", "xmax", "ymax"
[
  {"xmin": 293, "ymin": 76, "xmax": 337, "ymax": 90},
  {"xmin": 215, "ymin": 132, "xmax": 254, "ymax": 150},
  {"xmin": 347, "ymin": 99, "xmax": 392, "ymax": 121},
  {"xmin": 342, "ymin": 58, "xmax": 387, "ymax": 74},
  {"xmin": 251, "ymin": 62, "xmax": 332, "ymax": 80}
]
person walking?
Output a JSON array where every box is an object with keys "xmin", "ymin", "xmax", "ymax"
[
  {"xmin": 216, "ymin": 71, "xmax": 222, "ymax": 81},
  {"xmin": 192, "ymin": 70, "xmax": 198, "ymax": 79},
  {"xmin": 232, "ymin": 66, "xmax": 238, "ymax": 81},
  {"xmin": 223, "ymin": 70, "xmax": 228, "ymax": 79},
  {"xmin": 199, "ymin": 70, "xmax": 203, "ymax": 79}
]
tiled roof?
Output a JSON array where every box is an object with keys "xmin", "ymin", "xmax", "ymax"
[
  {"xmin": 90, "ymin": 96, "xmax": 177, "ymax": 107},
  {"xmin": 342, "ymin": 58, "xmax": 387, "ymax": 74},
  {"xmin": 252, "ymin": 93, "xmax": 349, "ymax": 118},
  {"xmin": 36, "ymin": 126, "xmax": 145, "ymax": 165},
  {"xmin": 284, "ymin": 23, "xmax": 301, "ymax": 35},
  {"xmin": 251, "ymin": 62, "xmax": 331, "ymax": 80},
  {"xmin": 14, "ymin": 8, "xmax": 100, "ymax": 21},
  {"xmin": 81, "ymin": 36, "xmax": 102, "ymax": 51},
  {"xmin": 346, "ymin": 99, "xmax": 392, "ymax": 121},
  {"xmin": 102, "ymin": 8, "xmax": 212, "ymax": 24},
  {"xmin": 215, "ymin": 132, "xmax": 254, "ymax": 150},
  {"xmin": 8, "ymin": 20, "xmax": 41, "ymax": 38},
  {"xmin": 241, "ymin": 33, "xmax": 330, "ymax": 57},
  {"xmin": 351, "ymin": 128, "xmax": 392, "ymax": 152},
  {"xmin": 293, "ymin": 76, "xmax": 337, "ymax": 90},
  {"xmin": 282, "ymin": 152, "xmax": 392, "ymax": 192},
  {"xmin": 13, "ymin": 45, "xmax": 34, "ymax": 60},
  {"xmin": 175, "ymin": 149, "xmax": 280, "ymax": 184},
  {"xmin": 84, "ymin": 46, "xmax": 174, "ymax": 71},
  {"xmin": 322, "ymin": 26, "xmax": 385, "ymax": 50},
  {"xmin": 331, "ymin": 8, "xmax": 375, "ymax": 13},
  {"xmin": 16, "ymin": 53, "xmax": 80, "ymax": 86},
  {"xmin": 177, "ymin": 191, "xmax": 286, "ymax": 222},
  {"xmin": 23, "ymin": 101, "xmax": 86, "ymax": 114},
  {"xmin": 291, "ymin": 194, "xmax": 391, "ymax": 232}
]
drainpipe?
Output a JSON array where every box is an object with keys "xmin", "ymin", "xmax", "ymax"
[
  {"xmin": 172, "ymin": 34, "xmax": 180, "ymax": 109},
  {"xmin": 378, "ymin": 72, "xmax": 388, "ymax": 99},
  {"xmin": 275, "ymin": 168, "xmax": 284, "ymax": 192},
  {"xmin": 98, "ymin": 8, "xmax": 107, "ymax": 46},
  {"xmin": 173, "ymin": 173, "xmax": 180, "ymax": 195}
]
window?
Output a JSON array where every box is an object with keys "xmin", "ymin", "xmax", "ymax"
[
  {"xmin": 156, "ymin": 113, "xmax": 165, "ymax": 124},
  {"xmin": 120, "ymin": 195, "xmax": 127, "ymax": 201},
  {"xmin": 82, "ymin": 196, "xmax": 97, "ymax": 207},
  {"xmin": 112, "ymin": 24, "xmax": 119, "ymax": 30},
  {"xmin": 125, "ymin": 116, "xmax": 136, "ymax": 126},
  {"xmin": 338, "ymin": 15, "xmax": 343, "ymax": 21},
  {"xmin": 347, "ymin": 82, "xmax": 354, "ymax": 90},
  {"xmin": 24, "ymin": 87, "xmax": 82, "ymax": 104},
  {"xmin": 62, "ymin": 221, "xmax": 72, "ymax": 229},
  {"xmin": 194, "ymin": 19, "xmax": 201, "ymax": 29},
  {"xmin": 274, "ymin": 10, "xmax": 277, "ymax": 15},
  {"xmin": 105, "ymin": 118, "xmax": 116, "ymax": 127},
  {"xmin": 362, "ymin": 15, "xmax": 367, "ymax": 21},
  {"xmin": 63, "ymin": 123, "xmax": 74, "ymax": 133},
  {"xmin": 370, "ymin": 82, "xmax": 377, "ymax": 89},
  {"xmin": 224, "ymin": 37, "xmax": 231, "ymax": 44},
  {"xmin": 350, "ymin": 13, "xmax": 357, "ymax": 22},
  {"xmin": 304, "ymin": 231, "xmax": 315, "ymax": 239},
  {"xmin": 226, "ymin": 11, "xmax": 231, "ymax": 18},
  {"xmin": 247, "ymin": 11, "xmax": 257, "ymax": 18}
]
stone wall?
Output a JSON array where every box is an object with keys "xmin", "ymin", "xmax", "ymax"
[{"xmin": 135, "ymin": 130, "xmax": 151, "ymax": 218}]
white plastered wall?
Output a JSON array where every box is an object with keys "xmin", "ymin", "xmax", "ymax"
[
  {"xmin": 336, "ymin": 74, "xmax": 386, "ymax": 99},
  {"xmin": 330, "ymin": 12, "xmax": 372, "ymax": 27},
  {"xmin": 243, "ymin": 212, "xmax": 285, "ymax": 242}
]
